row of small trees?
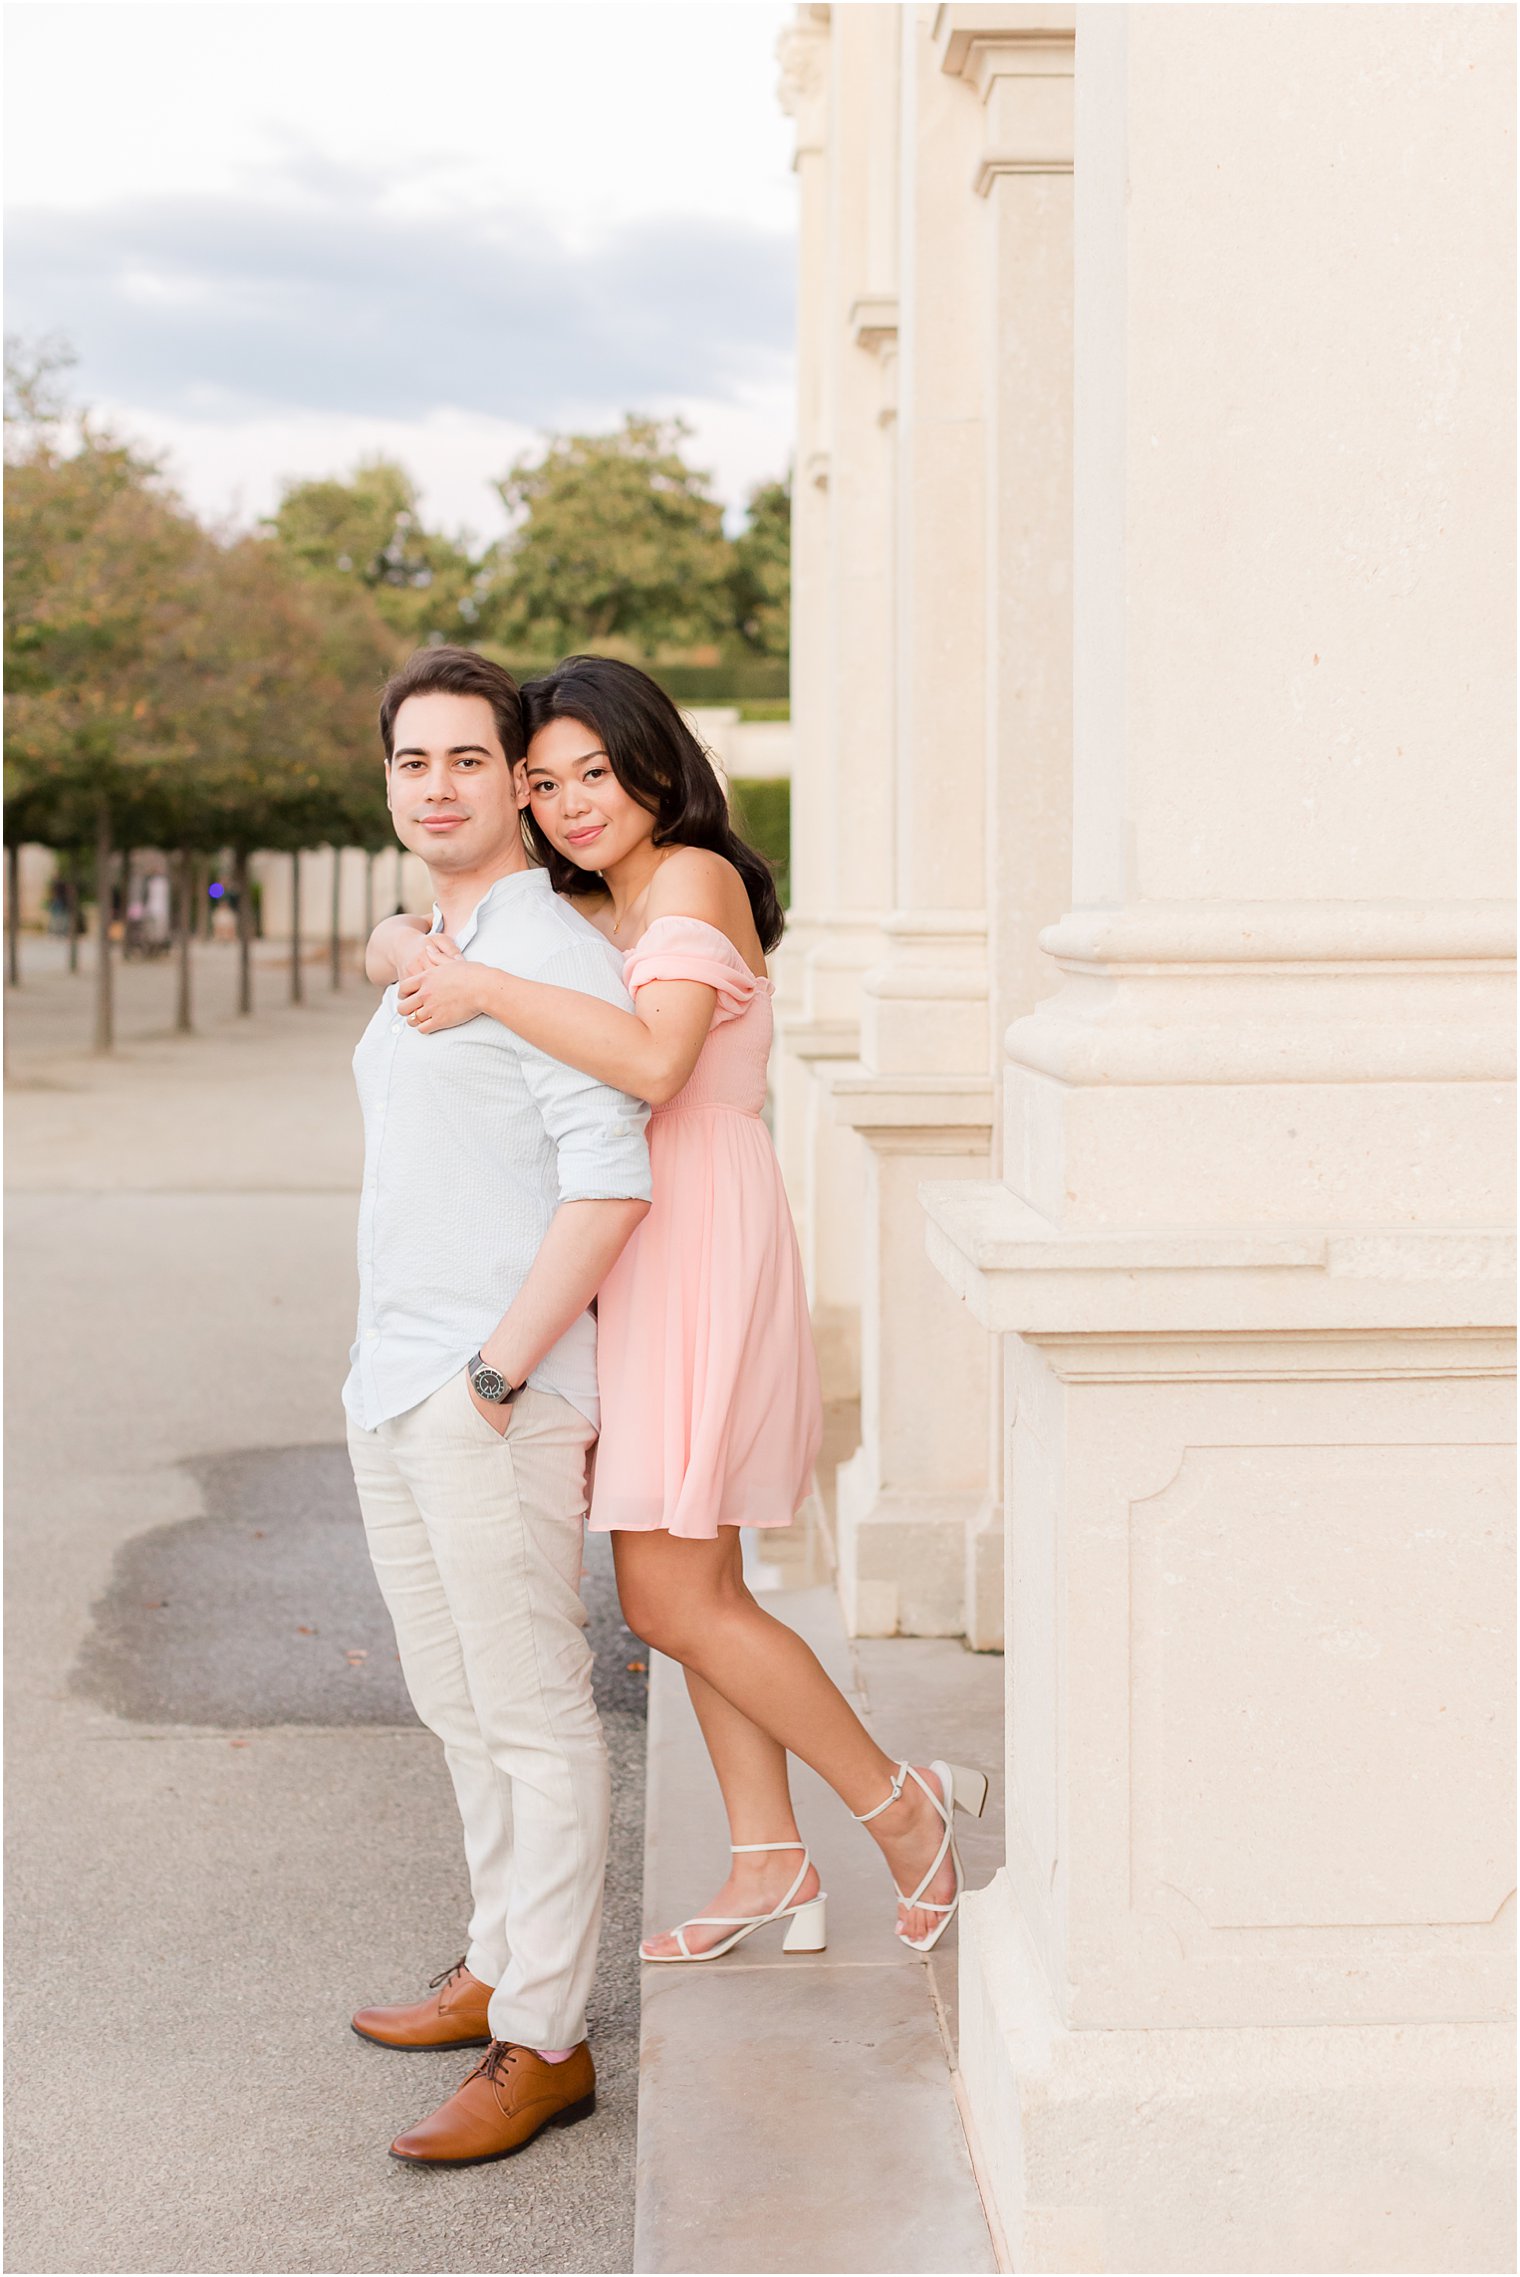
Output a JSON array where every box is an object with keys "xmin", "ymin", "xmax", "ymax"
[{"xmin": 4, "ymin": 340, "xmax": 791, "ymax": 1049}]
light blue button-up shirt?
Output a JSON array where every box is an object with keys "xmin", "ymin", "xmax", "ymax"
[{"xmin": 344, "ymin": 867, "xmax": 651, "ymax": 1432}]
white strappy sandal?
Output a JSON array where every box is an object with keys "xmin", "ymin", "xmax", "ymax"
[
  {"xmin": 638, "ymin": 1840, "xmax": 828, "ymax": 1963},
  {"xmin": 854, "ymin": 1759, "xmax": 988, "ymax": 1954}
]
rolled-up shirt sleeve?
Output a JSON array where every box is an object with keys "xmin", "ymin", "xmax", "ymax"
[{"xmin": 515, "ymin": 941, "xmax": 653, "ymax": 1204}]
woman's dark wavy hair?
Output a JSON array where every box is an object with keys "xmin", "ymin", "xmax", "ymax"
[{"xmin": 520, "ymin": 655, "xmax": 785, "ymax": 953}]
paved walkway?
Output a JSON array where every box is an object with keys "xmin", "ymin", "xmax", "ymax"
[
  {"xmin": 4, "ymin": 939, "xmax": 647, "ymax": 2274},
  {"xmin": 6, "ymin": 932, "xmax": 1008, "ymax": 2274}
]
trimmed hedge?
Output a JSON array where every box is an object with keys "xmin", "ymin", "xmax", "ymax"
[
  {"xmin": 728, "ymin": 777, "xmax": 791, "ymax": 910},
  {"xmin": 497, "ymin": 658, "xmax": 789, "ymax": 704}
]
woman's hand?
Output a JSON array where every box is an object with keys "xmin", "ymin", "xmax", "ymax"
[
  {"xmin": 397, "ymin": 929, "xmax": 460, "ymax": 979},
  {"xmin": 365, "ymin": 912, "xmax": 457, "ymax": 986},
  {"xmin": 397, "ymin": 954, "xmax": 487, "ymax": 1034}
]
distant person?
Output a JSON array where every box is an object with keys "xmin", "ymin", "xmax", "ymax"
[
  {"xmin": 123, "ymin": 879, "xmax": 146, "ymax": 959},
  {"xmin": 371, "ymin": 655, "xmax": 985, "ymax": 1987},
  {"xmin": 143, "ymin": 872, "xmax": 171, "ymax": 953},
  {"xmin": 343, "ymin": 647, "xmax": 651, "ymax": 2166}
]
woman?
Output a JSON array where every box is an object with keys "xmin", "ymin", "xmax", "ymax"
[{"xmin": 368, "ymin": 656, "xmax": 983, "ymax": 1959}]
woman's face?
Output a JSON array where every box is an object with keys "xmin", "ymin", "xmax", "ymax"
[{"xmin": 524, "ymin": 715, "xmax": 656, "ymax": 872}]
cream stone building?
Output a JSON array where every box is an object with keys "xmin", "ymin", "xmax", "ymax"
[{"xmin": 776, "ymin": 4, "xmax": 1515, "ymax": 2269}]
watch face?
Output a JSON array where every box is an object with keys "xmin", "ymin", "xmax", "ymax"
[{"xmin": 472, "ymin": 1364, "xmax": 508, "ymax": 1403}]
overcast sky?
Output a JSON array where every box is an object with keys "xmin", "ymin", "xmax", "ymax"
[{"xmin": 5, "ymin": 0, "xmax": 798, "ymax": 537}]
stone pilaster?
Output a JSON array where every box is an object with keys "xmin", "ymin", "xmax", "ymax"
[
  {"xmin": 824, "ymin": 4, "xmax": 999, "ymax": 1641},
  {"xmin": 772, "ymin": 4, "xmax": 898, "ymax": 1404},
  {"xmin": 925, "ymin": 6, "xmax": 1517, "ymax": 2265}
]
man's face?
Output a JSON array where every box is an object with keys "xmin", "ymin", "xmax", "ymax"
[{"xmin": 386, "ymin": 691, "xmax": 528, "ymax": 873}]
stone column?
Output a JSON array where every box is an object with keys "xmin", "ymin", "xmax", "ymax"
[
  {"xmin": 924, "ymin": 7, "xmax": 1516, "ymax": 2266},
  {"xmin": 773, "ymin": 5, "xmax": 860, "ymax": 1400},
  {"xmin": 774, "ymin": 4, "xmax": 904, "ymax": 1406},
  {"xmin": 936, "ymin": 2, "xmax": 1077, "ymax": 1642},
  {"xmin": 826, "ymin": 2, "xmax": 998, "ymax": 1639},
  {"xmin": 772, "ymin": 3, "xmax": 833, "ymax": 1222}
]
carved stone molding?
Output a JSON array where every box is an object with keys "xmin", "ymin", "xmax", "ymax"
[
  {"xmin": 849, "ymin": 293, "xmax": 898, "ymax": 352},
  {"xmin": 932, "ymin": 4, "xmax": 1075, "ymax": 189},
  {"xmin": 777, "ymin": 10, "xmax": 830, "ymax": 160},
  {"xmin": 933, "ymin": 3, "xmax": 1076, "ymax": 84}
]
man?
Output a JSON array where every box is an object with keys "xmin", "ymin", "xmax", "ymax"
[{"xmin": 343, "ymin": 646, "xmax": 651, "ymax": 2165}]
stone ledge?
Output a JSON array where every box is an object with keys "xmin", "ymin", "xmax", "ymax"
[
  {"xmin": 920, "ymin": 1179, "xmax": 1518, "ymax": 1337},
  {"xmin": 828, "ymin": 1068, "xmax": 996, "ymax": 1134}
]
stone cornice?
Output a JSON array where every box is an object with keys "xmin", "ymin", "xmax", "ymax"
[
  {"xmin": 932, "ymin": 4, "xmax": 1075, "ymax": 188},
  {"xmin": 974, "ymin": 150, "xmax": 1074, "ymax": 192},
  {"xmin": 933, "ymin": 4, "xmax": 1076, "ymax": 88},
  {"xmin": 849, "ymin": 294, "xmax": 899, "ymax": 353}
]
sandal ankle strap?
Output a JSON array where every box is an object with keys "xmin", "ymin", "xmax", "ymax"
[
  {"xmin": 729, "ymin": 1840, "xmax": 806, "ymax": 1853},
  {"xmin": 852, "ymin": 1763, "xmax": 910, "ymax": 1825}
]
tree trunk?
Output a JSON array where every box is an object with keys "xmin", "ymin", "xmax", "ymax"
[
  {"xmin": 235, "ymin": 848, "xmax": 253, "ymax": 1016},
  {"xmin": 93, "ymin": 803, "xmax": 114, "ymax": 1053},
  {"xmin": 174, "ymin": 850, "xmax": 193, "ymax": 1033},
  {"xmin": 290, "ymin": 849, "xmax": 303, "ymax": 1005},
  {"xmin": 330, "ymin": 845, "xmax": 343, "ymax": 989},
  {"xmin": 66, "ymin": 874, "xmax": 80, "ymax": 974},
  {"xmin": 6, "ymin": 844, "xmax": 19, "ymax": 988}
]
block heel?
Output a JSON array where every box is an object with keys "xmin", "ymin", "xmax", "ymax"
[
  {"xmin": 947, "ymin": 1763, "xmax": 989, "ymax": 1819},
  {"xmin": 781, "ymin": 1894, "xmax": 828, "ymax": 1952}
]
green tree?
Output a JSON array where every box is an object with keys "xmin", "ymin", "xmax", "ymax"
[
  {"xmin": 4, "ymin": 380, "xmax": 209, "ymax": 1038},
  {"xmin": 266, "ymin": 456, "xmax": 484, "ymax": 646},
  {"xmin": 493, "ymin": 415, "xmax": 732, "ymax": 654},
  {"xmin": 729, "ymin": 475, "xmax": 791, "ymax": 660},
  {"xmin": 173, "ymin": 532, "xmax": 397, "ymax": 1014},
  {"xmin": 5, "ymin": 353, "xmax": 398, "ymax": 1038}
]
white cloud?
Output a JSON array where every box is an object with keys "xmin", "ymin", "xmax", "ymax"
[
  {"xmin": 5, "ymin": 0, "xmax": 799, "ymax": 528},
  {"xmin": 4, "ymin": 2, "xmax": 798, "ymax": 232}
]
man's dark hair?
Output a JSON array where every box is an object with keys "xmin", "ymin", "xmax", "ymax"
[{"xmin": 378, "ymin": 647, "xmax": 525, "ymax": 766}]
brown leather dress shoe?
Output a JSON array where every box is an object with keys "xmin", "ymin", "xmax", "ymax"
[
  {"xmin": 352, "ymin": 1958, "xmax": 493, "ymax": 2050},
  {"xmin": 389, "ymin": 2040, "xmax": 596, "ymax": 2166}
]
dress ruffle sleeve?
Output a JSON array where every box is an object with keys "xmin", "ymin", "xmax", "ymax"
[{"xmin": 623, "ymin": 915, "xmax": 764, "ymax": 1028}]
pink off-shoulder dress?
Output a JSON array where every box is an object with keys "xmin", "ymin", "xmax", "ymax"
[{"xmin": 588, "ymin": 915, "xmax": 823, "ymax": 1538}]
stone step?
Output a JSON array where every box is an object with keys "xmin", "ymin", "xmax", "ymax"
[{"xmin": 631, "ymin": 1560, "xmax": 1005, "ymax": 2275}]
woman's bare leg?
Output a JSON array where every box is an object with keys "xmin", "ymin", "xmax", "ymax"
[
  {"xmin": 615, "ymin": 1527, "xmax": 957, "ymax": 1944},
  {"xmin": 641, "ymin": 1662, "xmax": 820, "ymax": 1958}
]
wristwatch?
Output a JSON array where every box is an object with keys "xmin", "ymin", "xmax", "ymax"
[{"xmin": 467, "ymin": 1352, "xmax": 521, "ymax": 1405}]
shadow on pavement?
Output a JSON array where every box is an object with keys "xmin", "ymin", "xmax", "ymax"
[{"xmin": 71, "ymin": 1443, "xmax": 652, "ymax": 1731}]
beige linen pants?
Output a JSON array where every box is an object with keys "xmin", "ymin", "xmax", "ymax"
[{"xmin": 346, "ymin": 1373, "xmax": 608, "ymax": 2050}]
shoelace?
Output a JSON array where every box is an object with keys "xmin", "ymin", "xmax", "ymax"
[
  {"xmin": 474, "ymin": 2040, "xmax": 522, "ymax": 2085},
  {"xmin": 468, "ymin": 2039, "xmax": 526, "ymax": 2113},
  {"xmin": 428, "ymin": 1956, "xmax": 468, "ymax": 1993}
]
